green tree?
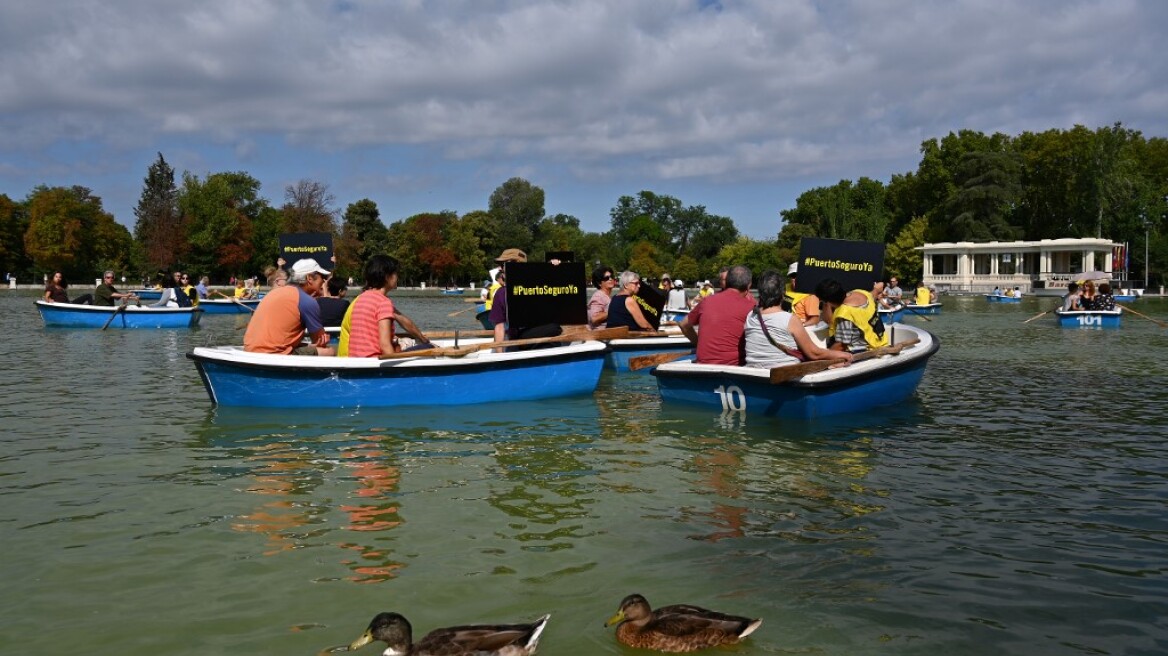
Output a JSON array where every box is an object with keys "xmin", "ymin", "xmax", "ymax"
[
  {"xmin": 940, "ymin": 150, "xmax": 1023, "ymax": 241},
  {"xmin": 885, "ymin": 215, "xmax": 929, "ymax": 282},
  {"xmin": 0, "ymin": 194, "xmax": 32, "ymax": 279},
  {"xmin": 337, "ymin": 199, "xmax": 388, "ymax": 278},
  {"xmin": 715, "ymin": 236, "xmax": 782, "ymax": 282},
  {"xmin": 489, "ymin": 178, "xmax": 544, "ymax": 252},
  {"xmin": 133, "ymin": 152, "xmax": 182, "ymax": 273},
  {"xmin": 23, "ymin": 186, "xmax": 126, "ymax": 278}
]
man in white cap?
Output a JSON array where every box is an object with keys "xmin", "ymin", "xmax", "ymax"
[
  {"xmin": 244, "ymin": 258, "xmax": 335, "ymax": 356},
  {"xmin": 783, "ymin": 263, "xmax": 822, "ymax": 327}
]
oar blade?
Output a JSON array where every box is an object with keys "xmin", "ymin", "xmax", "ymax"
[{"xmin": 628, "ymin": 350, "xmax": 694, "ymax": 371}]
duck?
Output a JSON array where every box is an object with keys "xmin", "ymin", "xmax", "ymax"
[
  {"xmin": 604, "ymin": 593, "xmax": 761, "ymax": 653},
  {"xmin": 347, "ymin": 611, "xmax": 550, "ymax": 656}
]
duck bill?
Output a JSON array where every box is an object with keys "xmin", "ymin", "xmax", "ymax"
[
  {"xmin": 604, "ymin": 610, "xmax": 625, "ymax": 627},
  {"xmin": 348, "ymin": 630, "xmax": 374, "ymax": 651}
]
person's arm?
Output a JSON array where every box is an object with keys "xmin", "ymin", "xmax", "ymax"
[
  {"xmin": 377, "ymin": 318, "xmax": 395, "ymax": 356},
  {"xmin": 43, "ymin": 289, "xmax": 52, "ymax": 302},
  {"xmin": 625, "ymin": 296, "xmax": 653, "ymax": 330},
  {"xmin": 394, "ymin": 311, "xmax": 428, "ymax": 344},
  {"xmin": 678, "ymin": 316, "xmax": 699, "ymax": 345},
  {"xmin": 790, "ymin": 317, "xmax": 852, "ymax": 364},
  {"xmin": 798, "ymin": 295, "xmax": 821, "ymax": 326}
]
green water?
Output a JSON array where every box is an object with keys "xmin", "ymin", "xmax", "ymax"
[{"xmin": 3, "ymin": 292, "xmax": 1167, "ymax": 655}]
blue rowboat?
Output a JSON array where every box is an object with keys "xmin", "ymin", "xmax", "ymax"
[
  {"xmin": 1053, "ymin": 308, "xmax": 1122, "ymax": 329},
  {"xmin": 197, "ymin": 298, "xmax": 262, "ymax": 314},
  {"xmin": 605, "ymin": 334, "xmax": 693, "ymax": 372},
  {"xmin": 441, "ymin": 288, "xmax": 465, "ymax": 295},
  {"xmin": 905, "ymin": 302, "xmax": 942, "ymax": 315},
  {"xmin": 128, "ymin": 289, "xmax": 163, "ymax": 301},
  {"xmin": 652, "ymin": 324, "xmax": 938, "ymax": 420},
  {"xmin": 35, "ymin": 300, "xmax": 202, "ymax": 329},
  {"xmin": 187, "ymin": 339, "xmax": 607, "ymax": 408},
  {"xmin": 878, "ymin": 306, "xmax": 904, "ymax": 324},
  {"xmin": 984, "ymin": 294, "xmax": 1020, "ymax": 303},
  {"xmin": 1113, "ymin": 294, "xmax": 1138, "ymax": 302},
  {"xmin": 662, "ymin": 308, "xmax": 690, "ymax": 323}
]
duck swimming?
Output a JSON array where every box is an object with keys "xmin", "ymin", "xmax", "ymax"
[
  {"xmin": 348, "ymin": 611, "xmax": 550, "ymax": 656},
  {"xmin": 604, "ymin": 593, "xmax": 761, "ymax": 652}
]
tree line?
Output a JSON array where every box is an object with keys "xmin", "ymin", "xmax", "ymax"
[{"xmin": 2, "ymin": 122, "xmax": 1165, "ymax": 288}]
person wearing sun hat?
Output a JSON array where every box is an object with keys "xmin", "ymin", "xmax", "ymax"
[
  {"xmin": 244, "ymin": 258, "xmax": 335, "ymax": 356},
  {"xmin": 783, "ymin": 262, "xmax": 822, "ymax": 327},
  {"xmin": 488, "ymin": 247, "xmax": 561, "ymax": 346}
]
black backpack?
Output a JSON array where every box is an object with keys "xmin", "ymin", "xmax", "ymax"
[{"xmin": 173, "ymin": 287, "xmax": 193, "ymax": 307}]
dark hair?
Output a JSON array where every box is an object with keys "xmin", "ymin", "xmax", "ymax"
[
  {"xmin": 726, "ymin": 265, "xmax": 752, "ymax": 291},
  {"xmin": 51, "ymin": 271, "xmax": 68, "ymax": 289},
  {"xmin": 1098, "ymin": 282, "xmax": 1111, "ymax": 295},
  {"xmin": 591, "ymin": 264, "xmax": 614, "ymax": 287},
  {"xmin": 1067, "ymin": 282, "xmax": 1079, "ymax": 293},
  {"xmin": 814, "ymin": 278, "xmax": 846, "ymax": 305},
  {"xmin": 756, "ymin": 270, "xmax": 785, "ymax": 309},
  {"xmin": 327, "ymin": 276, "xmax": 347, "ymax": 296},
  {"xmin": 364, "ymin": 254, "xmax": 400, "ymax": 289}
]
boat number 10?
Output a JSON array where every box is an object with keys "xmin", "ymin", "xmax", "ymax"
[{"xmin": 714, "ymin": 385, "xmax": 747, "ymax": 412}]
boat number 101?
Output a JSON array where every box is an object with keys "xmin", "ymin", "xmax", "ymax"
[
  {"xmin": 714, "ymin": 385, "xmax": 746, "ymax": 412},
  {"xmin": 1077, "ymin": 315, "xmax": 1103, "ymax": 326}
]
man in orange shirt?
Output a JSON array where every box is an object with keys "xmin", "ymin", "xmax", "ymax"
[{"xmin": 244, "ymin": 258, "xmax": 335, "ymax": 356}]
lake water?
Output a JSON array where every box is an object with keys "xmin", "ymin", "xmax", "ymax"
[{"xmin": 3, "ymin": 291, "xmax": 1167, "ymax": 655}]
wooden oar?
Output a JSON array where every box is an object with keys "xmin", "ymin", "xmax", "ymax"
[
  {"xmin": 1022, "ymin": 309, "xmax": 1051, "ymax": 323},
  {"xmin": 1118, "ymin": 304, "xmax": 1168, "ymax": 329},
  {"xmin": 426, "ymin": 329, "xmax": 494, "ymax": 339},
  {"xmin": 380, "ymin": 326, "xmax": 630, "ymax": 360},
  {"xmin": 447, "ymin": 305, "xmax": 480, "ymax": 317},
  {"xmin": 101, "ymin": 299, "xmax": 129, "ymax": 330},
  {"xmin": 769, "ymin": 337, "xmax": 921, "ymax": 384},
  {"xmin": 215, "ymin": 290, "xmax": 256, "ymax": 313},
  {"xmin": 628, "ymin": 350, "xmax": 695, "ymax": 371}
]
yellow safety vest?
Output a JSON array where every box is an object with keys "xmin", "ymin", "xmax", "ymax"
[
  {"xmin": 915, "ymin": 287, "xmax": 930, "ymax": 306},
  {"xmin": 830, "ymin": 290, "xmax": 889, "ymax": 349},
  {"xmin": 485, "ymin": 282, "xmax": 502, "ymax": 311}
]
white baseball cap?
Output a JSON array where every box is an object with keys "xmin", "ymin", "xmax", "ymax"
[{"xmin": 290, "ymin": 258, "xmax": 330, "ymax": 281}]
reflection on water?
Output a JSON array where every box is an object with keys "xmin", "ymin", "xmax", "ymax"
[{"xmin": 4, "ymin": 293, "xmax": 1168, "ymax": 655}]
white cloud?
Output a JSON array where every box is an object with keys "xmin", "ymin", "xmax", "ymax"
[{"xmin": 0, "ymin": 0, "xmax": 1165, "ymax": 236}]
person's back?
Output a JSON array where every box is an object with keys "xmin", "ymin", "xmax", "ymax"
[
  {"xmin": 681, "ymin": 266, "xmax": 756, "ymax": 366},
  {"xmin": 1062, "ymin": 283, "xmax": 1081, "ymax": 311},
  {"xmin": 666, "ymin": 285, "xmax": 687, "ymax": 311},
  {"xmin": 318, "ymin": 296, "xmax": 350, "ymax": 329},
  {"xmin": 244, "ymin": 285, "xmax": 312, "ymax": 354},
  {"xmin": 915, "ymin": 285, "xmax": 930, "ymax": 306}
]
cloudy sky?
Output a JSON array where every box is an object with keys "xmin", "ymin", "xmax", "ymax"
[{"xmin": 1, "ymin": 0, "xmax": 1165, "ymax": 238}]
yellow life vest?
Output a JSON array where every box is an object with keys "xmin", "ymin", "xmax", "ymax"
[
  {"xmin": 336, "ymin": 296, "xmax": 360, "ymax": 357},
  {"xmin": 181, "ymin": 284, "xmax": 198, "ymax": 307},
  {"xmin": 915, "ymin": 287, "xmax": 930, "ymax": 306},
  {"xmin": 485, "ymin": 282, "xmax": 503, "ymax": 311},
  {"xmin": 830, "ymin": 290, "xmax": 889, "ymax": 349}
]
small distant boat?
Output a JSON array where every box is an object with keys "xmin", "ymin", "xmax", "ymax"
[
  {"xmin": 127, "ymin": 289, "xmax": 163, "ymax": 301},
  {"xmin": 35, "ymin": 300, "xmax": 202, "ymax": 329},
  {"xmin": 878, "ymin": 305, "xmax": 904, "ymax": 324},
  {"xmin": 984, "ymin": 294, "xmax": 1021, "ymax": 303},
  {"xmin": 197, "ymin": 298, "xmax": 262, "ymax": 314},
  {"xmin": 905, "ymin": 302, "xmax": 942, "ymax": 315},
  {"xmin": 187, "ymin": 339, "xmax": 607, "ymax": 408},
  {"xmin": 652, "ymin": 324, "xmax": 938, "ymax": 420},
  {"xmin": 441, "ymin": 288, "xmax": 466, "ymax": 295},
  {"xmin": 1053, "ymin": 308, "xmax": 1122, "ymax": 329},
  {"xmin": 662, "ymin": 307, "xmax": 690, "ymax": 323}
]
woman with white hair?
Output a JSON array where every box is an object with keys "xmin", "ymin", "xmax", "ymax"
[{"xmin": 605, "ymin": 271, "xmax": 654, "ymax": 332}]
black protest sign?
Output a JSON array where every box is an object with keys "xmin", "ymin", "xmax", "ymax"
[
  {"xmin": 504, "ymin": 262, "xmax": 588, "ymax": 328},
  {"xmin": 793, "ymin": 237, "xmax": 885, "ymax": 294},
  {"xmin": 279, "ymin": 233, "xmax": 334, "ymax": 271},
  {"xmin": 632, "ymin": 284, "xmax": 665, "ymax": 330}
]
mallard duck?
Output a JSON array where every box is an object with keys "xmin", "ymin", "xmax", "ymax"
[
  {"xmin": 604, "ymin": 593, "xmax": 761, "ymax": 653},
  {"xmin": 348, "ymin": 611, "xmax": 549, "ymax": 656}
]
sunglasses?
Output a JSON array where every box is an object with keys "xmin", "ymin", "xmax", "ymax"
[{"xmin": 601, "ymin": 275, "xmax": 614, "ymax": 281}]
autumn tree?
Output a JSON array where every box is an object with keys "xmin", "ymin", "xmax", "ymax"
[
  {"xmin": 23, "ymin": 186, "xmax": 130, "ymax": 278},
  {"xmin": 133, "ymin": 152, "xmax": 182, "ymax": 273},
  {"xmin": 180, "ymin": 172, "xmax": 267, "ymax": 279}
]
